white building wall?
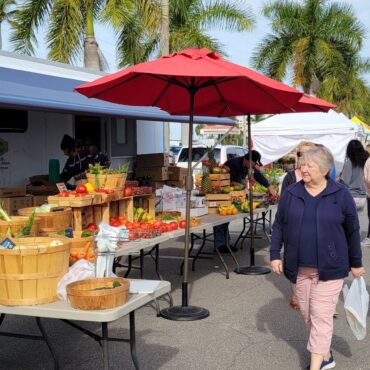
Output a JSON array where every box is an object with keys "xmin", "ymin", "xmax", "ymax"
[
  {"xmin": 136, "ymin": 120, "xmax": 164, "ymax": 154},
  {"xmin": 0, "ymin": 111, "xmax": 73, "ymax": 187}
]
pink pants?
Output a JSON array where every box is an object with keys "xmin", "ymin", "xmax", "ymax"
[{"xmin": 294, "ymin": 267, "xmax": 343, "ymax": 355}]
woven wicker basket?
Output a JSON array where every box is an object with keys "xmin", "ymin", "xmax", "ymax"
[
  {"xmin": 67, "ymin": 277, "xmax": 130, "ymax": 310},
  {"xmin": 0, "ymin": 216, "xmax": 42, "ymax": 237},
  {"xmin": 0, "ymin": 237, "xmax": 70, "ymax": 306}
]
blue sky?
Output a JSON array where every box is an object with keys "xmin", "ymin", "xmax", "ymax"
[{"xmin": 2, "ymin": 0, "xmax": 369, "ymax": 141}]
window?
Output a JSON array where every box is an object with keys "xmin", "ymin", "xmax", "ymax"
[
  {"xmin": 235, "ymin": 148, "xmax": 245, "ymax": 157},
  {"xmin": 178, "ymin": 148, "xmax": 220, "ymax": 162},
  {"xmin": 226, "ymin": 147, "xmax": 237, "ymax": 160},
  {"xmin": 0, "ymin": 109, "xmax": 28, "ymax": 133}
]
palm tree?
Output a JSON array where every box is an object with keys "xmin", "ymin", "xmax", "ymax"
[
  {"xmin": 252, "ymin": 0, "xmax": 366, "ymax": 95},
  {"xmin": 9, "ymin": 0, "xmax": 127, "ymax": 70},
  {"xmin": 0, "ymin": 0, "xmax": 16, "ymax": 50},
  {"xmin": 114, "ymin": 0, "xmax": 255, "ymax": 68}
]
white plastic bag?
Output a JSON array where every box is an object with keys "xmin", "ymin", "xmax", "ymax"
[
  {"xmin": 343, "ymin": 277, "xmax": 369, "ymax": 340},
  {"xmin": 57, "ymin": 260, "xmax": 95, "ymax": 300}
]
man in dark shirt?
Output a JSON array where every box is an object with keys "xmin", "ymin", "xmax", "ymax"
[
  {"xmin": 60, "ymin": 134, "xmax": 90, "ymax": 182},
  {"xmin": 215, "ymin": 150, "xmax": 276, "ymax": 253}
]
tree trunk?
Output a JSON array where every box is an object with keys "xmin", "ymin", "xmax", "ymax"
[
  {"xmin": 83, "ymin": 1, "xmax": 100, "ymax": 71},
  {"xmin": 309, "ymin": 74, "xmax": 320, "ymax": 96},
  {"xmin": 84, "ymin": 36, "xmax": 101, "ymax": 71}
]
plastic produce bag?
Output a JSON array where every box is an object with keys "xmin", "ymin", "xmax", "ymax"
[
  {"xmin": 57, "ymin": 260, "xmax": 95, "ymax": 300},
  {"xmin": 343, "ymin": 277, "xmax": 369, "ymax": 340}
]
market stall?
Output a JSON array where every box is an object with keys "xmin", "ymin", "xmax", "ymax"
[{"xmin": 252, "ymin": 109, "xmax": 362, "ymax": 167}]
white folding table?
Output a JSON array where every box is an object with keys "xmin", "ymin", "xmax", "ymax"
[{"xmin": 0, "ymin": 280, "xmax": 171, "ymax": 370}]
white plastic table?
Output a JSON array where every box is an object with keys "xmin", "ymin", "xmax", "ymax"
[{"xmin": 0, "ymin": 280, "xmax": 171, "ymax": 370}]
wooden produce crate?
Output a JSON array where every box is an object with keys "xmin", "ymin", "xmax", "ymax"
[
  {"xmin": 0, "ymin": 237, "xmax": 70, "ymax": 306},
  {"xmin": 230, "ymin": 190, "xmax": 246, "ymax": 202},
  {"xmin": 205, "ymin": 194, "xmax": 232, "ymax": 214},
  {"xmin": 48, "ymin": 195, "xmax": 94, "ymax": 207},
  {"xmin": 72, "ymin": 206, "xmax": 94, "ymax": 231},
  {"xmin": 208, "ymin": 174, "xmax": 230, "ymax": 187}
]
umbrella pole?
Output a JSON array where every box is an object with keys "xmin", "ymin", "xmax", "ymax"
[
  {"xmin": 235, "ymin": 114, "xmax": 270, "ymax": 275},
  {"xmin": 161, "ymin": 86, "xmax": 209, "ymax": 321}
]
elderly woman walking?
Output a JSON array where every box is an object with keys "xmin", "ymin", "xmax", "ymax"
[{"xmin": 270, "ymin": 145, "xmax": 364, "ymax": 370}]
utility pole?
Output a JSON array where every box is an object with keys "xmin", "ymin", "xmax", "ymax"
[{"xmin": 160, "ymin": 0, "xmax": 170, "ymax": 152}]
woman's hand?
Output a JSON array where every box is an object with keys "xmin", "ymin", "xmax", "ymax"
[
  {"xmin": 351, "ymin": 267, "xmax": 365, "ymax": 278},
  {"xmin": 271, "ymin": 259, "xmax": 283, "ymax": 274}
]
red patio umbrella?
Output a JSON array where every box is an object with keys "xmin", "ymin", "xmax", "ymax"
[
  {"xmin": 294, "ymin": 94, "xmax": 336, "ymax": 112},
  {"xmin": 76, "ymin": 48, "xmax": 305, "ymax": 321}
]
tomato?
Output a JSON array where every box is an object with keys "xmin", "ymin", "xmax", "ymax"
[
  {"xmin": 169, "ymin": 221, "xmax": 178, "ymax": 230},
  {"xmin": 58, "ymin": 192, "xmax": 69, "ymax": 197},
  {"xmin": 110, "ymin": 220, "xmax": 121, "ymax": 227},
  {"xmin": 69, "ymin": 190, "xmax": 77, "ymax": 195},
  {"xmin": 125, "ymin": 222, "xmax": 133, "ymax": 230},
  {"xmin": 132, "ymin": 222, "xmax": 141, "ymax": 229},
  {"xmin": 117, "ymin": 216, "xmax": 126, "ymax": 224},
  {"xmin": 124, "ymin": 187, "xmax": 133, "ymax": 197},
  {"xmin": 75, "ymin": 193, "xmax": 85, "ymax": 197},
  {"xmin": 153, "ymin": 220, "xmax": 162, "ymax": 228},
  {"xmin": 86, "ymin": 223, "xmax": 98, "ymax": 231},
  {"xmin": 179, "ymin": 220, "xmax": 186, "ymax": 229},
  {"xmin": 76, "ymin": 185, "xmax": 87, "ymax": 194},
  {"xmin": 129, "ymin": 231, "xmax": 137, "ymax": 240}
]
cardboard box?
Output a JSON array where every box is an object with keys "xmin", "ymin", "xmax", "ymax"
[
  {"xmin": 135, "ymin": 167, "xmax": 169, "ymax": 181},
  {"xmin": 33, "ymin": 195, "xmax": 49, "ymax": 207},
  {"xmin": 168, "ymin": 167, "xmax": 188, "ymax": 181},
  {"xmin": 152, "ymin": 181, "xmax": 166, "ymax": 190},
  {"xmin": 0, "ymin": 196, "xmax": 33, "ymax": 215},
  {"xmin": 137, "ymin": 153, "xmax": 170, "ymax": 168},
  {"xmin": 0, "ymin": 187, "xmax": 26, "ymax": 197},
  {"xmin": 178, "ymin": 207, "xmax": 208, "ymax": 217}
]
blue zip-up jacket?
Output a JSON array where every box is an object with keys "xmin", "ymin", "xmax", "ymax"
[{"xmin": 270, "ymin": 179, "xmax": 362, "ymax": 283}]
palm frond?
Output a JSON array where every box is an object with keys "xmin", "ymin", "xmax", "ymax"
[
  {"xmin": 9, "ymin": 0, "xmax": 52, "ymax": 55},
  {"xmin": 46, "ymin": 0, "xmax": 84, "ymax": 64}
]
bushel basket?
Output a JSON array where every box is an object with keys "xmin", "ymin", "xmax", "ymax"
[{"xmin": 0, "ymin": 237, "xmax": 70, "ymax": 306}]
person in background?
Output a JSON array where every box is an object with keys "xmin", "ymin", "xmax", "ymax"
[
  {"xmin": 60, "ymin": 134, "xmax": 90, "ymax": 183},
  {"xmin": 340, "ymin": 139, "xmax": 368, "ymax": 213},
  {"xmin": 281, "ymin": 141, "xmax": 316, "ymax": 195},
  {"xmin": 271, "ymin": 145, "xmax": 364, "ymax": 370},
  {"xmin": 88, "ymin": 144, "xmax": 110, "ymax": 168},
  {"xmin": 214, "ymin": 150, "xmax": 276, "ymax": 253},
  {"xmin": 361, "ymin": 144, "xmax": 370, "ymax": 246}
]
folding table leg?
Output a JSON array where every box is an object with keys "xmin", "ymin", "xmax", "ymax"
[
  {"xmin": 191, "ymin": 230, "xmax": 207, "ymax": 271},
  {"xmin": 36, "ymin": 317, "xmax": 59, "ymax": 370},
  {"xmin": 0, "ymin": 314, "xmax": 5, "ymax": 327},
  {"xmin": 214, "ymin": 248, "xmax": 229, "ymax": 279},
  {"xmin": 102, "ymin": 323, "xmax": 110, "ymax": 370},
  {"xmin": 234, "ymin": 217, "xmax": 247, "ymax": 249},
  {"xmin": 130, "ymin": 312, "xmax": 140, "ymax": 370},
  {"xmin": 140, "ymin": 250, "xmax": 144, "ymax": 279}
]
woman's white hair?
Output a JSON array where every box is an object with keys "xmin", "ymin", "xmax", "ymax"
[{"xmin": 302, "ymin": 145, "xmax": 334, "ymax": 178}]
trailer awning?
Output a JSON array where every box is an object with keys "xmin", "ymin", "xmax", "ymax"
[{"xmin": 0, "ymin": 66, "xmax": 234, "ymax": 125}]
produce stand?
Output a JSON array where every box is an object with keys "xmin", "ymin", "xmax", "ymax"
[{"xmin": 0, "ymin": 279, "xmax": 171, "ymax": 370}]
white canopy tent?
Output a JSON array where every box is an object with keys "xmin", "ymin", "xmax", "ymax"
[{"xmin": 252, "ymin": 110, "xmax": 363, "ymax": 168}]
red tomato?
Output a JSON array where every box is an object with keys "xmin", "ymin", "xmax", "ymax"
[
  {"xmin": 179, "ymin": 220, "xmax": 186, "ymax": 229},
  {"xmin": 129, "ymin": 231, "xmax": 136, "ymax": 240},
  {"xmin": 76, "ymin": 185, "xmax": 87, "ymax": 194},
  {"xmin": 106, "ymin": 189, "xmax": 115, "ymax": 194},
  {"xmin": 169, "ymin": 221, "xmax": 178, "ymax": 230},
  {"xmin": 153, "ymin": 220, "xmax": 162, "ymax": 228},
  {"xmin": 86, "ymin": 223, "xmax": 98, "ymax": 231},
  {"xmin": 124, "ymin": 187, "xmax": 133, "ymax": 197},
  {"xmin": 58, "ymin": 192, "xmax": 69, "ymax": 197},
  {"xmin": 117, "ymin": 216, "xmax": 126, "ymax": 224},
  {"xmin": 132, "ymin": 222, "xmax": 141, "ymax": 229},
  {"xmin": 110, "ymin": 220, "xmax": 121, "ymax": 227}
]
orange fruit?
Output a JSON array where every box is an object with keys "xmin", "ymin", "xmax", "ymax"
[
  {"xmin": 70, "ymin": 250, "xmax": 78, "ymax": 258},
  {"xmin": 219, "ymin": 209, "xmax": 227, "ymax": 216},
  {"xmin": 232, "ymin": 208, "xmax": 238, "ymax": 215}
]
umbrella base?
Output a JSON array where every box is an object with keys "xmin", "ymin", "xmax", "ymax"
[
  {"xmin": 235, "ymin": 265, "xmax": 271, "ymax": 275},
  {"xmin": 160, "ymin": 305, "xmax": 210, "ymax": 321}
]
